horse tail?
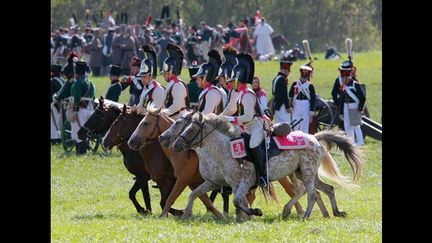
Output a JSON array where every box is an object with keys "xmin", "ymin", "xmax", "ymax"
[
  {"xmin": 314, "ymin": 129, "xmax": 364, "ymax": 185},
  {"xmin": 258, "ymin": 182, "xmax": 279, "ymax": 204}
]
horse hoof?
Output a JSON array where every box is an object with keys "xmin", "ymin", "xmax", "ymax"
[
  {"xmin": 139, "ymin": 208, "xmax": 151, "ymax": 215},
  {"xmin": 334, "ymin": 211, "xmax": 347, "ymax": 217},
  {"xmin": 181, "ymin": 214, "xmax": 191, "ymax": 220},
  {"xmin": 251, "ymin": 208, "xmax": 263, "ymax": 217}
]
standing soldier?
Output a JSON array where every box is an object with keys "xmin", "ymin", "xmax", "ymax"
[
  {"xmin": 186, "ymin": 61, "xmax": 201, "ymax": 107},
  {"xmin": 252, "ymin": 76, "xmax": 269, "ymax": 117},
  {"xmin": 104, "ymin": 65, "xmax": 128, "ymax": 102},
  {"xmin": 272, "ymin": 57, "xmax": 292, "ymax": 124},
  {"xmin": 161, "ymin": 43, "xmax": 189, "ymax": 119},
  {"xmin": 53, "ymin": 53, "xmax": 78, "ymax": 102},
  {"xmin": 53, "ymin": 52, "xmax": 79, "ymax": 135},
  {"xmin": 220, "ymin": 52, "xmax": 268, "ymax": 188},
  {"xmin": 51, "ymin": 64, "xmax": 65, "ymax": 144},
  {"xmin": 288, "ymin": 64, "xmax": 316, "ymax": 133},
  {"xmin": 136, "ymin": 44, "xmax": 166, "ymax": 114},
  {"xmin": 70, "ymin": 61, "xmax": 96, "ymax": 155},
  {"xmin": 123, "ymin": 56, "xmax": 144, "ymax": 106},
  {"xmin": 192, "ymin": 49, "xmax": 225, "ymax": 115},
  {"xmin": 332, "ymin": 61, "xmax": 366, "ymax": 146}
]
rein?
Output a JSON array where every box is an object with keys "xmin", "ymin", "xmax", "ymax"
[
  {"xmin": 143, "ymin": 112, "xmax": 162, "ymax": 143},
  {"xmin": 81, "ymin": 108, "xmax": 106, "ymax": 138},
  {"xmin": 178, "ymin": 119, "xmax": 220, "ymax": 149}
]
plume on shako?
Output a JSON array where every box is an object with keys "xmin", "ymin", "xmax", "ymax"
[
  {"xmin": 232, "ymin": 52, "xmax": 254, "ymax": 84},
  {"xmin": 138, "ymin": 44, "xmax": 157, "ymax": 77},
  {"xmin": 217, "ymin": 46, "xmax": 238, "ymax": 80},
  {"xmin": 162, "ymin": 43, "xmax": 184, "ymax": 75},
  {"xmin": 193, "ymin": 49, "xmax": 222, "ymax": 81}
]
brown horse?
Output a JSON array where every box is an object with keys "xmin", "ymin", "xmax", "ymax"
[
  {"xmin": 77, "ymin": 99, "xmax": 152, "ymax": 214},
  {"xmin": 102, "ymin": 105, "xmax": 183, "ymax": 216},
  {"xmin": 128, "ymin": 109, "xmax": 225, "ymax": 219}
]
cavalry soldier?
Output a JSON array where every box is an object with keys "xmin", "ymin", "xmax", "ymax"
[
  {"xmin": 124, "ymin": 56, "xmax": 144, "ymax": 106},
  {"xmin": 192, "ymin": 49, "xmax": 226, "ymax": 115},
  {"xmin": 288, "ymin": 64, "xmax": 316, "ymax": 133},
  {"xmin": 160, "ymin": 43, "xmax": 190, "ymax": 119},
  {"xmin": 70, "ymin": 61, "xmax": 96, "ymax": 155},
  {"xmin": 104, "ymin": 65, "xmax": 128, "ymax": 102},
  {"xmin": 137, "ymin": 44, "xmax": 166, "ymax": 114},
  {"xmin": 332, "ymin": 61, "xmax": 366, "ymax": 146},
  {"xmin": 186, "ymin": 61, "xmax": 201, "ymax": 107},
  {"xmin": 272, "ymin": 57, "xmax": 293, "ymax": 124},
  {"xmin": 51, "ymin": 64, "xmax": 65, "ymax": 144},
  {"xmin": 220, "ymin": 52, "xmax": 268, "ymax": 187}
]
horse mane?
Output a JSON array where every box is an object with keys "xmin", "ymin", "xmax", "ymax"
[
  {"xmin": 108, "ymin": 104, "xmax": 122, "ymax": 114},
  {"xmin": 200, "ymin": 113, "xmax": 242, "ymax": 138}
]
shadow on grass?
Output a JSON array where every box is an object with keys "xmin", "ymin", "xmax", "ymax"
[{"xmin": 72, "ymin": 212, "xmax": 148, "ymax": 221}]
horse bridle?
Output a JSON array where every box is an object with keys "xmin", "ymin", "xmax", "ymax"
[
  {"xmin": 177, "ymin": 119, "xmax": 220, "ymax": 150},
  {"xmin": 142, "ymin": 112, "xmax": 162, "ymax": 143},
  {"xmin": 81, "ymin": 108, "xmax": 106, "ymax": 138},
  {"xmin": 114, "ymin": 114, "xmax": 139, "ymax": 144}
]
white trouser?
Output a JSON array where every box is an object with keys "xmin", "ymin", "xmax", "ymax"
[
  {"xmin": 50, "ymin": 105, "xmax": 62, "ymax": 139},
  {"xmin": 293, "ymin": 100, "xmax": 310, "ymax": 133},
  {"xmin": 71, "ymin": 103, "xmax": 94, "ymax": 142},
  {"xmin": 274, "ymin": 104, "xmax": 292, "ymax": 124},
  {"xmin": 343, "ymin": 103, "xmax": 364, "ymax": 146},
  {"xmin": 244, "ymin": 117, "xmax": 264, "ymax": 148}
]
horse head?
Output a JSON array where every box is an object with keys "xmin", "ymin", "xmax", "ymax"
[
  {"xmin": 159, "ymin": 110, "xmax": 196, "ymax": 149},
  {"xmin": 172, "ymin": 112, "xmax": 204, "ymax": 152},
  {"xmin": 102, "ymin": 104, "xmax": 142, "ymax": 150},
  {"xmin": 77, "ymin": 98, "xmax": 122, "ymax": 140},
  {"xmin": 128, "ymin": 107, "xmax": 166, "ymax": 150}
]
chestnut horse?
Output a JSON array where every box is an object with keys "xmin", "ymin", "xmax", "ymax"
[
  {"xmin": 128, "ymin": 109, "xmax": 225, "ymax": 219},
  {"xmin": 77, "ymin": 98, "xmax": 152, "ymax": 214},
  {"xmin": 102, "ymin": 105, "xmax": 183, "ymax": 216}
]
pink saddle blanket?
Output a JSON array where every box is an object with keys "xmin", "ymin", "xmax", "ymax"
[{"xmin": 272, "ymin": 131, "xmax": 309, "ymax": 150}]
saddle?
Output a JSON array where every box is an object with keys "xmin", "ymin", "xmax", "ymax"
[{"xmin": 230, "ymin": 130, "xmax": 310, "ymax": 163}]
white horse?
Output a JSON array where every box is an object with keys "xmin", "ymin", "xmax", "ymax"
[{"xmin": 169, "ymin": 113, "xmax": 363, "ymax": 220}]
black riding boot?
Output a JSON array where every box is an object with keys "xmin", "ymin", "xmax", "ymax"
[{"xmin": 250, "ymin": 143, "xmax": 268, "ymax": 188}]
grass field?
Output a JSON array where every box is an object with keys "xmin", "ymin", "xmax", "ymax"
[{"xmin": 51, "ymin": 51, "xmax": 382, "ymax": 242}]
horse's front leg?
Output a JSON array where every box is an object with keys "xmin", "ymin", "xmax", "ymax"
[
  {"xmin": 182, "ymin": 181, "xmax": 220, "ymax": 219},
  {"xmin": 194, "ymin": 186, "xmax": 225, "ymax": 220},
  {"xmin": 129, "ymin": 176, "xmax": 148, "ymax": 214},
  {"xmin": 232, "ymin": 179, "xmax": 255, "ymax": 220}
]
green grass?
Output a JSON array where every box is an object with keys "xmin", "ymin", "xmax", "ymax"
[{"xmin": 52, "ymin": 51, "xmax": 381, "ymax": 242}]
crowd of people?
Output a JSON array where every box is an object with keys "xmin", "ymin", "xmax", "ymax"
[{"xmin": 51, "ymin": 9, "xmax": 277, "ymax": 77}]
